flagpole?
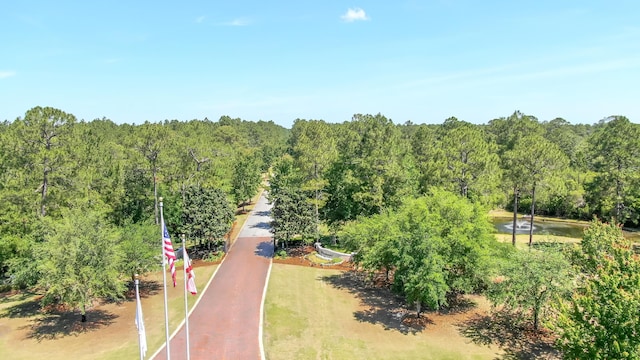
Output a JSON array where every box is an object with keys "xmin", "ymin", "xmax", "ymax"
[
  {"xmin": 159, "ymin": 198, "xmax": 171, "ymax": 359},
  {"xmin": 134, "ymin": 274, "xmax": 145, "ymax": 360},
  {"xmin": 182, "ymin": 234, "xmax": 191, "ymax": 360}
]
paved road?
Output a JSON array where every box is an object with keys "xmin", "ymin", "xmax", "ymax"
[{"xmin": 153, "ymin": 193, "xmax": 273, "ymax": 360}]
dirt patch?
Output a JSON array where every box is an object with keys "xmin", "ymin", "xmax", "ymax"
[
  {"xmin": 460, "ymin": 309, "xmax": 560, "ymax": 359},
  {"xmin": 323, "ymin": 270, "xmax": 559, "ymax": 358}
]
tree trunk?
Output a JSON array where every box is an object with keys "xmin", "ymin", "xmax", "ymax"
[
  {"xmin": 81, "ymin": 304, "xmax": 87, "ymax": 322},
  {"xmin": 415, "ymin": 300, "xmax": 422, "ymax": 318},
  {"xmin": 529, "ymin": 184, "xmax": 536, "ymax": 247},
  {"xmin": 615, "ymin": 163, "xmax": 622, "ymax": 223},
  {"xmin": 153, "ymin": 161, "xmax": 159, "ymax": 225},
  {"xmin": 41, "ymin": 164, "xmax": 49, "ymax": 217},
  {"xmin": 512, "ymin": 187, "xmax": 519, "ymax": 246}
]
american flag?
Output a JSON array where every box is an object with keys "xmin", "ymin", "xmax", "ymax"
[{"xmin": 162, "ymin": 223, "xmax": 177, "ymax": 287}]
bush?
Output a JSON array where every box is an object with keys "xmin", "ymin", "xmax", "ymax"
[
  {"xmin": 275, "ymin": 249, "xmax": 287, "ymax": 259},
  {"xmin": 204, "ymin": 251, "xmax": 225, "ymax": 262}
]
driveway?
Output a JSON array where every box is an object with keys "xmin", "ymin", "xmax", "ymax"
[{"xmin": 153, "ymin": 192, "xmax": 273, "ymax": 360}]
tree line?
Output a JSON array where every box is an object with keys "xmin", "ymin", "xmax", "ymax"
[
  {"xmin": 266, "ymin": 111, "xmax": 639, "ymax": 358},
  {"xmin": 0, "ymin": 107, "xmax": 285, "ymax": 318},
  {"xmin": 2, "ymin": 106, "xmax": 639, "ymax": 353},
  {"xmin": 270, "ymin": 111, "xmax": 639, "ymax": 247}
]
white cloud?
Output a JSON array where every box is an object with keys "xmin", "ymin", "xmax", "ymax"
[
  {"xmin": 195, "ymin": 16, "xmax": 206, "ymax": 23},
  {"xmin": 341, "ymin": 8, "xmax": 369, "ymax": 22},
  {"xmin": 0, "ymin": 71, "xmax": 16, "ymax": 79},
  {"xmin": 221, "ymin": 17, "xmax": 251, "ymax": 26}
]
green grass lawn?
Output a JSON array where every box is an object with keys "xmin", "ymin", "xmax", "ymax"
[
  {"xmin": 494, "ymin": 233, "xmax": 580, "ymax": 249},
  {"xmin": 488, "ymin": 209, "xmax": 591, "ymax": 225},
  {"xmin": 263, "ymin": 264, "xmax": 502, "ymax": 360}
]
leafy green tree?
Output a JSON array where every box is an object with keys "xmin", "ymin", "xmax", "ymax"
[
  {"xmin": 3, "ymin": 220, "xmax": 44, "ymax": 288},
  {"xmin": 341, "ymin": 189, "xmax": 496, "ymax": 315},
  {"xmin": 543, "ymin": 117, "xmax": 588, "ymax": 169},
  {"xmin": 487, "ymin": 248, "xmax": 573, "ymax": 331},
  {"xmin": 324, "ymin": 114, "xmax": 417, "ymax": 224},
  {"xmin": 232, "ymin": 152, "xmax": 262, "ymax": 212},
  {"xmin": 487, "ymin": 110, "xmax": 544, "ymax": 156},
  {"xmin": 339, "ymin": 211, "xmax": 399, "ymax": 282},
  {"xmin": 401, "ymin": 189, "xmax": 496, "ymax": 295},
  {"xmin": 501, "ymin": 146, "xmax": 529, "ymax": 246},
  {"xmin": 586, "ymin": 116, "xmax": 640, "ymax": 225},
  {"xmin": 135, "ymin": 122, "xmax": 172, "ymax": 224},
  {"xmin": 181, "ymin": 185, "xmax": 234, "ymax": 249},
  {"xmin": 435, "ymin": 118, "xmax": 501, "ymax": 202},
  {"xmin": 555, "ymin": 220, "xmax": 640, "ymax": 359},
  {"xmin": 290, "ymin": 119, "xmax": 338, "ymax": 240},
  {"xmin": 269, "ymin": 155, "xmax": 313, "ymax": 248},
  {"xmin": 411, "ymin": 124, "xmax": 442, "ymax": 194},
  {"xmin": 119, "ymin": 221, "xmax": 159, "ymax": 281},
  {"xmin": 269, "ymin": 154, "xmax": 303, "ymax": 198},
  {"xmin": 37, "ymin": 204, "xmax": 125, "ymax": 322},
  {"xmin": 68, "ymin": 121, "xmax": 126, "ymax": 221},
  {"xmin": 113, "ymin": 167, "xmax": 154, "ymax": 225},
  {"xmin": 510, "ymin": 135, "xmax": 568, "ymax": 245},
  {"xmin": 15, "ymin": 106, "xmax": 77, "ymax": 217},
  {"xmin": 270, "ymin": 186, "xmax": 314, "ymax": 249}
]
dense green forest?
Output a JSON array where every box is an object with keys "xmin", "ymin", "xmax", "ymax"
[
  {"xmin": 2, "ymin": 107, "xmax": 639, "ymax": 286},
  {"xmin": 1, "ymin": 107, "xmax": 639, "ymax": 354},
  {"xmin": 270, "ymin": 111, "xmax": 640, "ymax": 239},
  {"xmin": 0, "ymin": 107, "xmax": 288, "ymax": 304}
]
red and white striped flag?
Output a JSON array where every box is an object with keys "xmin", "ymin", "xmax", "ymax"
[
  {"xmin": 184, "ymin": 247, "xmax": 197, "ymax": 295},
  {"xmin": 162, "ymin": 222, "xmax": 177, "ymax": 287}
]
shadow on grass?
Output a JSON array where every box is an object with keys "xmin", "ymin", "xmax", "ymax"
[
  {"xmin": 457, "ymin": 310, "xmax": 560, "ymax": 360},
  {"xmin": 0, "ymin": 291, "xmax": 35, "ymax": 304},
  {"xmin": 118, "ymin": 280, "xmax": 161, "ymax": 303},
  {"xmin": 21, "ymin": 309, "xmax": 118, "ymax": 342},
  {"xmin": 2, "ymin": 298, "xmax": 42, "ymax": 318},
  {"xmin": 136, "ymin": 280, "xmax": 161, "ymax": 299},
  {"xmin": 321, "ymin": 271, "xmax": 429, "ymax": 335}
]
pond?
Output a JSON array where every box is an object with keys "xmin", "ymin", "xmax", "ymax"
[{"xmin": 492, "ymin": 218, "xmax": 587, "ymax": 239}]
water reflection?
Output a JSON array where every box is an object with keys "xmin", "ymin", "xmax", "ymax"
[{"xmin": 492, "ymin": 218, "xmax": 587, "ymax": 238}]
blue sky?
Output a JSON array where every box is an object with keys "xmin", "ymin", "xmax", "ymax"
[{"xmin": 2, "ymin": 1, "xmax": 639, "ymax": 127}]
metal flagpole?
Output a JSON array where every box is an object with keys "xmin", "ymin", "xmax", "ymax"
[
  {"xmin": 159, "ymin": 198, "xmax": 171, "ymax": 359},
  {"xmin": 182, "ymin": 234, "xmax": 191, "ymax": 360}
]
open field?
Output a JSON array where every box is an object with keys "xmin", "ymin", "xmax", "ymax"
[{"xmin": 264, "ymin": 264, "xmax": 507, "ymax": 360}]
